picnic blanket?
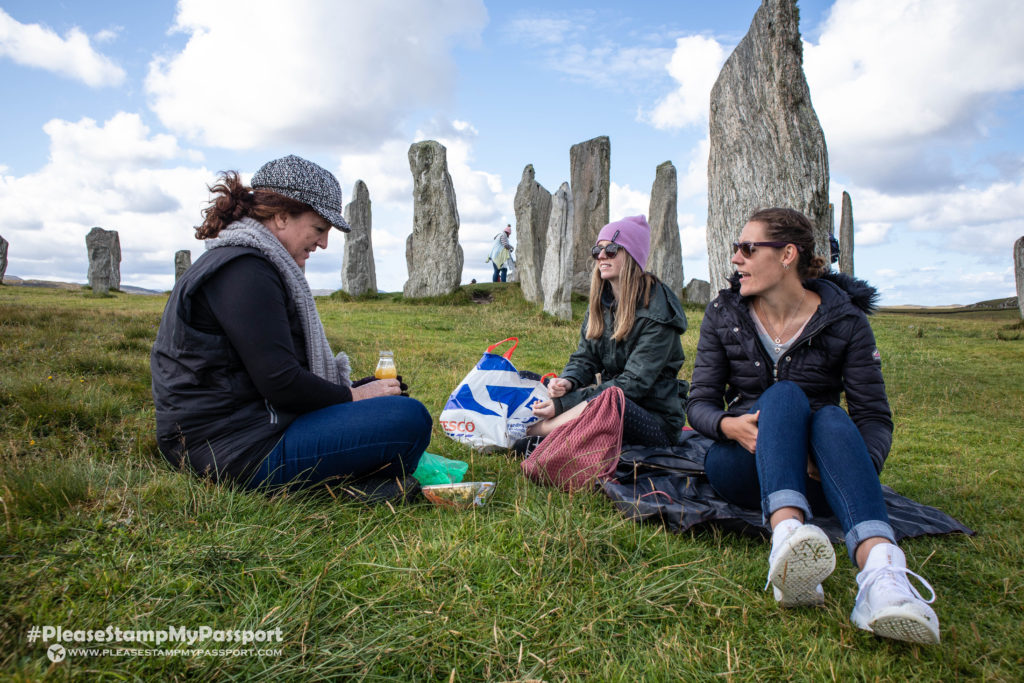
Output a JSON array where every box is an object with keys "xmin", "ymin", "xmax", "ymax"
[{"xmin": 601, "ymin": 431, "xmax": 975, "ymax": 543}]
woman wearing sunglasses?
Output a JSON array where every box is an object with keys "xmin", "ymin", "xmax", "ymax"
[
  {"xmin": 686, "ymin": 207, "xmax": 940, "ymax": 644},
  {"xmin": 519, "ymin": 215, "xmax": 687, "ymax": 451}
]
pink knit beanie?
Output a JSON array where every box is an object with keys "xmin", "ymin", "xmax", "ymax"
[{"xmin": 596, "ymin": 215, "xmax": 650, "ymax": 270}]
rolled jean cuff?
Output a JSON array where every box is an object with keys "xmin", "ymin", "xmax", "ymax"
[
  {"xmin": 763, "ymin": 489, "xmax": 812, "ymax": 526},
  {"xmin": 844, "ymin": 520, "xmax": 896, "ymax": 565}
]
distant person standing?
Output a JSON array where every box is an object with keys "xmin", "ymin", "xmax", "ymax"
[{"xmin": 486, "ymin": 224, "xmax": 514, "ymax": 282}]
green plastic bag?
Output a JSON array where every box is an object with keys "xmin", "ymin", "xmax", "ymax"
[{"xmin": 413, "ymin": 452, "xmax": 469, "ymax": 486}]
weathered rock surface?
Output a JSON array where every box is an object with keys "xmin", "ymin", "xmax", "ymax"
[
  {"xmin": 174, "ymin": 250, "xmax": 191, "ymax": 281},
  {"xmin": 684, "ymin": 278, "xmax": 711, "ymax": 306},
  {"xmin": 341, "ymin": 180, "xmax": 377, "ymax": 296},
  {"xmin": 707, "ymin": 0, "xmax": 830, "ymax": 293},
  {"xmin": 1015, "ymin": 236, "xmax": 1024, "ymax": 319},
  {"xmin": 542, "ymin": 182, "xmax": 575, "ymax": 320},
  {"xmin": 570, "ymin": 136, "xmax": 610, "ymax": 294},
  {"xmin": 648, "ymin": 161, "xmax": 683, "ymax": 296},
  {"xmin": 513, "ymin": 165, "xmax": 552, "ymax": 303},
  {"xmin": 0, "ymin": 234, "xmax": 8, "ymax": 283},
  {"xmin": 839, "ymin": 191, "xmax": 854, "ymax": 276},
  {"xmin": 86, "ymin": 227, "xmax": 121, "ymax": 294},
  {"xmin": 404, "ymin": 141, "xmax": 463, "ymax": 297}
]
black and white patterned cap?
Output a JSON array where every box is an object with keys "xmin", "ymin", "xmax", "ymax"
[{"xmin": 251, "ymin": 155, "xmax": 350, "ymax": 232}]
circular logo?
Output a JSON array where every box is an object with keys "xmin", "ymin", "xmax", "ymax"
[{"xmin": 47, "ymin": 644, "xmax": 66, "ymax": 663}]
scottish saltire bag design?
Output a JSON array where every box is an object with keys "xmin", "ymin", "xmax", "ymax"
[
  {"xmin": 521, "ymin": 386, "xmax": 626, "ymax": 492},
  {"xmin": 439, "ymin": 338, "xmax": 550, "ymax": 452}
]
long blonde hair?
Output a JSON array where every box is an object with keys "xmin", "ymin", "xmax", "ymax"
[{"xmin": 585, "ymin": 254, "xmax": 655, "ymax": 342}]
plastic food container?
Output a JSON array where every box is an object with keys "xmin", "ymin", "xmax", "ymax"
[{"xmin": 422, "ymin": 482, "xmax": 496, "ymax": 509}]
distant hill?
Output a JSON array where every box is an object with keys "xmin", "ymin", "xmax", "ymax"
[{"xmin": 2, "ymin": 276, "xmax": 162, "ymax": 295}]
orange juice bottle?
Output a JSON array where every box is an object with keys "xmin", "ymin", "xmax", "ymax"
[{"xmin": 374, "ymin": 350, "xmax": 397, "ymax": 379}]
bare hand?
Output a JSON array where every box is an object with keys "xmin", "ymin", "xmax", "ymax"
[
  {"xmin": 351, "ymin": 378, "xmax": 401, "ymax": 401},
  {"xmin": 546, "ymin": 377, "xmax": 572, "ymax": 399},
  {"xmin": 720, "ymin": 411, "xmax": 759, "ymax": 454},
  {"xmin": 532, "ymin": 399, "xmax": 556, "ymax": 420}
]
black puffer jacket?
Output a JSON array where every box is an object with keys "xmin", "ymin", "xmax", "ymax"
[
  {"xmin": 686, "ymin": 271, "xmax": 893, "ymax": 472},
  {"xmin": 555, "ymin": 278, "xmax": 688, "ymax": 438}
]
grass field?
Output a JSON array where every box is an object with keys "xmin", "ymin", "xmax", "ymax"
[{"xmin": 1, "ymin": 283, "xmax": 1022, "ymax": 681}]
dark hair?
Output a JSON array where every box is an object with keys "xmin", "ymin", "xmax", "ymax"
[
  {"xmin": 195, "ymin": 171, "xmax": 314, "ymax": 239},
  {"xmin": 747, "ymin": 207, "xmax": 827, "ymax": 279}
]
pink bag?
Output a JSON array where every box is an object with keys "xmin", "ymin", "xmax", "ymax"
[{"xmin": 520, "ymin": 386, "xmax": 626, "ymax": 492}]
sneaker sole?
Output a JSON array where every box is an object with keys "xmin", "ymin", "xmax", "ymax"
[
  {"xmin": 770, "ymin": 528, "xmax": 836, "ymax": 608},
  {"xmin": 856, "ymin": 605, "xmax": 941, "ymax": 645}
]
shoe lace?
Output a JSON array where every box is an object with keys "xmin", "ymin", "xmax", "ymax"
[{"xmin": 856, "ymin": 565, "xmax": 937, "ymax": 606}]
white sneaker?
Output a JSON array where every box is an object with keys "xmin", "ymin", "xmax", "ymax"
[
  {"xmin": 766, "ymin": 523, "xmax": 836, "ymax": 608},
  {"xmin": 851, "ymin": 543, "xmax": 940, "ymax": 644}
]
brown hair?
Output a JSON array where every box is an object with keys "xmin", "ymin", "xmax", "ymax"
[
  {"xmin": 747, "ymin": 207, "xmax": 827, "ymax": 280},
  {"xmin": 195, "ymin": 171, "xmax": 314, "ymax": 239},
  {"xmin": 585, "ymin": 252, "xmax": 656, "ymax": 342}
]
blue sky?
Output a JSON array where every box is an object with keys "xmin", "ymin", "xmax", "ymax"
[{"xmin": 1, "ymin": 0, "xmax": 1022, "ymax": 305}]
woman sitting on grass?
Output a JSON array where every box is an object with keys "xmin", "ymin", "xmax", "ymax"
[
  {"xmin": 517, "ymin": 215, "xmax": 687, "ymax": 454},
  {"xmin": 686, "ymin": 207, "xmax": 940, "ymax": 644},
  {"xmin": 151, "ymin": 155, "xmax": 431, "ymax": 501}
]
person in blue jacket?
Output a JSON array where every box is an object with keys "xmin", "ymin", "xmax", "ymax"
[
  {"xmin": 151, "ymin": 155, "xmax": 431, "ymax": 501},
  {"xmin": 687, "ymin": 207, "xmax": 941, "ymax": 644}
]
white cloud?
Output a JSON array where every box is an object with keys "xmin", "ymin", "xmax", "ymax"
[
  {"xmin": 0, "ymin": 114, "xmax": 210, "ymax": 290},
  {"xmin": 0, "ymin": 8, "xmax": 125, "ymax": 87},
  {"xmin": 679, "ymin": 136, "xmax": 710, "ymax": 199},
  {"xmin": 643, "ymin": 35, "xmax": 727, "ymax": 130},
  {"xmin": 804, "ymin": 0, "xmax": 1024, "ymax": 188},
  {"xmin": 610, "ymin": 182, "xmax": 649, "ymax": 221},
  {"xmin": 145, "ymin": 0, "xmax": 487, "ymax": 150}
]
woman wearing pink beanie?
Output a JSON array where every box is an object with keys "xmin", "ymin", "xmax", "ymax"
[{"xmin": 515, "ymin": 215, "xmax": 688, "ymax": 453}]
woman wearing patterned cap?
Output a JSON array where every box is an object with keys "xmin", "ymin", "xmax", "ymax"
[
  {"xmin": 515, "ymin": 215, "xmax": 688, "ymax": 453},
  {"xmin": 151, "ymin": 155, "xmax": 431, "ymax": 501}
]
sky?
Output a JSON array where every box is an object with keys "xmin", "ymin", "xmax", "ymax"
[{"xmin": 1, "ymin": 0, "xmax": 1023, "ymax": 305}]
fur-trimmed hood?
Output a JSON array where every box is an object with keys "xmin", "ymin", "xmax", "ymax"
[{"xmin": 726, "ymin": 269, "xmax": 880, "ymax": 314}]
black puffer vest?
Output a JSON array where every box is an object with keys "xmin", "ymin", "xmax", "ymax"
[{"xmin": 150, "ymin": 247, "xmax": 300, "ymax": 481}]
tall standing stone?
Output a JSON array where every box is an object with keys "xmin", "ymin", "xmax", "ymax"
[
  {"xmin": 404, "ymin": 141, "xmax": 463, "ymax": 297},
  {"xmin": 513, "ymin": 165, "xmax": 552, "ymax": 303},
  {"xmin": 541, "ymin": 182, "xmax": 575, "ymax": 320},
  {"xmin": 570, "ymin": 136, "xmax": 610, "ymax": 294},
  {"xmin": 0, "ymin": 234, "xmax": 8, "ymax": 284},
  {"xmin": 86, "ymin": 227, "xmax": 121, "ymax": 294},
  {"xmin": 839, "ymin": 191, "xmax": 855, "ymax": 276},
  {"xmin": 647, "ymin": 161, "xmax": 684, "ymax": 296},
  {"xmin": 341, "ymin": 180, "xmax": 378, "ymax": 296},
  {"xmin": 1015, "ymin": 236, "xmax": 1024, "ymax": 320},
  {"xmin": 174, "ymin": 250, "xmax": 191, "ymax": 281},
  {"xmin": 707, "ymin": 0, "xmax": 830, "ymax": 293}
]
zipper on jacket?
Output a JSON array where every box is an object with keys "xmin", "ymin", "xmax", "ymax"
[{"xmin": 265, "ymin": 399, "xmax": 278, "ymax": 425}]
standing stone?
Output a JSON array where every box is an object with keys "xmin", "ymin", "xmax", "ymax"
[
  {"xmin": 513, "ymin": 165, "xmax": 552, "ymax": 303},
  {"xmin": 86, "ymin": 227, "xmax": 121, "ymax": 294},
  {"xmin": 404, "ymin": 141, "xmax": 463, "ymax": 297},
  {"xmin": 0, "ymin": 234, "xmax": 8, "ymax": 284},
  {"xmin": 647, "ymin": 161, "xmax": 684, "ymax": 296},
  {"xmin": 541, "ymin": 182, "xmax": 575, "ymax": 320},
  {"xmin": 1015, "ymin": 237, "xmax": 1024, "ymax": 320},
  {"xmin": 684, "ymin": 278, "xmax": 711, "ymax": 306},
  {"xmin": 570, "ymin": 136, "xmax": 610, "ymax": 294},
  {"xmin": 839, "ymin": 191, "xmax": 855, "ymax": 276},
  {"xmin": 707, "ymin": 0, "xmax": 830, "ymax": 294},
  {"xmin": 174, "ymin": 250, "xmax": 191, "ymax": 281},
  {"xmin": 341, "ymin": 180, "xmax": 378, "ymax": 296}
]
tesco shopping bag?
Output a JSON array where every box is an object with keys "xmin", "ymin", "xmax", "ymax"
[{"xmin": 439, "ymin": 337, "xmax": 551, "ymax": 452}]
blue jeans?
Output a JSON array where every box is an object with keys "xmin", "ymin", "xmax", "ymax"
[
  {"xmin": 704, "ymin": 381, "xmax": 894, "ymax": 564},
  {"xmin": 248, "ymin": 396, "xmax": 431, "ymax": 490},
  {"xmin": 492, "ymin": 263, "xmax": 507, "ymax": 282}
]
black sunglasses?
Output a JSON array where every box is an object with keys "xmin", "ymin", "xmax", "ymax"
[
  {"xmin": 731, "ymin": 241, "xmax": 804, "ymax": 258},
  {"xmin": 592, "ymin": 229, "xmax": 622, "ymax": 259}
]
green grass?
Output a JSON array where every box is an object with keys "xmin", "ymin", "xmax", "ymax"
[{"xmin": 1, "ymin": 284, "xmax": 1022, "ymax": 680}]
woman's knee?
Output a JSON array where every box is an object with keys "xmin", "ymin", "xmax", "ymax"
[{"xmin": 759, "ymin": 380, "xmax": 810, "ymax": 412}]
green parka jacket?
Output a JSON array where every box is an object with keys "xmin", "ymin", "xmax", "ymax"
[{"xmin": 553, "ymin": 278, "xmax": 688, "ymax": 439}]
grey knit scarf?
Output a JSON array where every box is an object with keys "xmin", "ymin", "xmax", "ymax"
[{"xmin": 206, "ymin": 216, "xmax": 351, "ymax": 386}]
